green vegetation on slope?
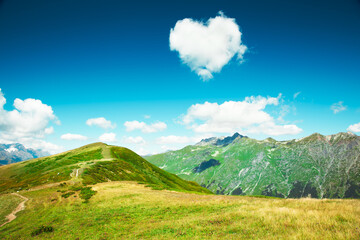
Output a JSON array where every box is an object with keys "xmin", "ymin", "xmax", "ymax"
[
  {"xmin": 0, "ymin": 144, "xmax": 103, "ymax": 193},
  {"xmin": 146, "ymin": 132, "xmax": 360, "ymax": 198},
  {"xmin": 0, "ymin": 182, "xmax": 359, "ymax": 239},
  {"xmin": 0, "ymin": 194, "xmax": 24, "ymax": 225},
  {"xmin": 82, "ymin": 146, "xmax": 211, "ymax": 194},
  {"xmin": 0, "ymin": 142, "xmax": 210, "ymax": 195}
]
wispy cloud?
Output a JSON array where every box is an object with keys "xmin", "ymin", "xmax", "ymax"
[
  {"xmin": 330, "ymin": 101, "xmax": 347, "ymax": 114},
  {"xmin": 293, "ymin": 91, "xmax": 301, "ymax": 99},
  {"xmin": 124, "ymin": 121, "xmax": 167, "ymax": 133},
  {"xmin": 122, "ymin": 136, "xmax": 146, "ymax": 145},
  {"xmin": 61, "ymin": 133, "xmax": 88, "ymax": 141},
  {"xmin": 86, "ymin": 117, "xmax": 116, "ymax": 129}
]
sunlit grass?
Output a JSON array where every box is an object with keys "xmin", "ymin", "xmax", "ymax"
[
  {"xmin": 1, "ymin": 181, "xmax": 359, "ymax": 239},
  {"xmin": 0, "ymin": 194, "xmax": 23, "ymax": 225}
]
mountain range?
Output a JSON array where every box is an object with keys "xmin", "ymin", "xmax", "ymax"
[
  {"xmin": 0, "ymin": 143, "xmax": 49, "ymax": 166},
  {"xmin": 146, "ymin": 132, "xmax": 360, "ymax": 199}
]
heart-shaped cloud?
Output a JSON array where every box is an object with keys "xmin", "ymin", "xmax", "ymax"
[{"xmin": 169, "ymin": 12, "xmax": 247, "ymax": 81}]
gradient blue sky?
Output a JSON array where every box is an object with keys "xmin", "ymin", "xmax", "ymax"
[{"xmin": 0, "ymin": 0, "xmax": 359, "ymax": 154}]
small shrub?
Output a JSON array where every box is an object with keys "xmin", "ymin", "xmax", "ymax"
[
  {"xmin": 61, "ymin": 192, "xmax": 75, "ymax": 198},
  {"xmin": 79, "ymin": 187, "xmax": 96, "ymax": 202},
  {"xmin": 69, "ymin": 186, "xmax": 83, "ymax": 191},
  {"xmin": 145, "ymin": 184, "xmax": 166, "ymax": 190},
  {"xmin": 31, "ymin": 226, "xmax": 54, "ymax": 236}
]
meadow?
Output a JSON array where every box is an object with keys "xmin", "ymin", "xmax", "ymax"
[
  {"xmin": 0, "ymin": 194, "xmax": 23, "ymax": 226},
  {"xmin": 0, "ymin": 181, "xmax": 359, "ymax": 239}
]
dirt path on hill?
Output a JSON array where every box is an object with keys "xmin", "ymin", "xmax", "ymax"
[
  {"xmin": 0, "ymin": 193, "xmax": 28, "ymax": 227},
  {"xmin": 69, "ymin": 145, "xmax": 115, "ymax": 180},
  {"xmin": 27, "ymin": 182, "xmax": 60, "ymax": 192}
]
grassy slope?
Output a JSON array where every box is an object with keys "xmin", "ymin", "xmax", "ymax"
[
  {"xmin": 0, "ymin": 194, "xmax": 23, "ymax": 225},
  {"xmin": 0, "ymin": 181, "xmax": 359, "ymax": 239},
  {"xmin": 82, "ymin": 146, "xmax": 211, "ymax": 194},
  {"xmin": 0, "ymin": 143, "xmax": 210, "ymax": 195},
  {"xmin": 0, "ymin": 143, "xmax": 103, "ymax": 193}
]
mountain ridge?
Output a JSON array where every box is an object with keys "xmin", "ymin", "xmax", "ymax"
[
  {"xmin": 0, "ymin": 143, "xmax": 49, "ymax": 165},
  {"xmin": 146, "ymin": 132, "xmax": 360, "ymax": 198}
]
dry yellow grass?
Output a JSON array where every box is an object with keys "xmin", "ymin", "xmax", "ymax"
[{"xmin": 1, "ymin": 181, "xmax": 359, "ymax": 239}]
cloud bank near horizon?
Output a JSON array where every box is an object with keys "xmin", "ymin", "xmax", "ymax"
[
  {"xmin": 0, "ymin": 89, "xmax": 61, "ymax": 153},
  {"xmin": 181, "ymin": 94, "xmax": 302, "ymax": 136}
]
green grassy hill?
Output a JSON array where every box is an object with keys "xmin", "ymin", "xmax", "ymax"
[{"xmin": 0, "ymin": 142, "xmax": 210, "ymax": 194}]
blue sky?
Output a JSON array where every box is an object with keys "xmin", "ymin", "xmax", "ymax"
[{"xmin": 0, "ymin": 0, "xmax": 359, "ymax": 154}]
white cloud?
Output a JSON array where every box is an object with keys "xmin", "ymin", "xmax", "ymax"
[
  {"xmin": 144, "ymin": 115, "xmax": 151, "ymax": 119},
  {"xmin": 156, "ymin": 135, "xmax": 199, "ymax": 144},
  {"xmin": 27, "ymin": 139, "xmax": 63, "ymax": 153},
  {"xmin": 44, "ymin": 126, "xmax": 54, "ymax": 135},
  {"xmin": 169, "ymin": 12, "xmax": 247, "ymax": 81},
  {"xmin": 347, "ymin": 123, "xmax": 360, "ymax": 133},
  {"xmin": 86, "ymin": 117, "xmax": 115, "ymax": 129},
  {"xmin": 330, "ymin": 101, "xmax": 347, "ymax": 114},
  {"xmin": 122, "ymin": 136, "xmax": 146, "ymax": 145},
  {"xmin": 61, "ymin": 133, "xmax": 88, "ymax": 141},
  {"xmin": 181, "ymin": 94, "xmax": 302, "ymax": 136},
  {"xmin": 160, "ymin": 145, "xmax": 173, "ymax": 152},
  {"xmin": 293, "ymin": 92, "xmax": 301, "ymax": 99},
  {"xmin": 124, "ymin": 120, "xmax": 167, "ymax": 133},
  {"xmin": 99, "ymin": 132, "xmax": 117, "ymax": 143},
  {"xmin": 134, "ymin": 147, "xmax": 153, "ymax": 156},
  {"xmin": 0, "ymin": 88, "xmax": 61, "ymax": 153}
]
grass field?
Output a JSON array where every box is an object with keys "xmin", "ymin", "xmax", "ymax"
[
  {"xmin": 0, "ymin": 181, "xmax": 359, "ymax": 239},
  {"xmin": 0, "ymin": 194, "xmax": 23, "ymax": 226}
]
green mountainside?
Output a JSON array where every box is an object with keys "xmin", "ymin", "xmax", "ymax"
[
  {"xmin": 146, "ymin": 132, "xmax": 360, "ymax": 198},
  {"xmin": 0, "ymin": 142, "xmax": 210, "ymax": 194}
]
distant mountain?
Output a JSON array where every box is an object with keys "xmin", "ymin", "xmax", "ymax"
[
  {"xmin": 196, "ymin": 132, "xmax": 247, "ymax": 147},
  {"xmin": 0, "ymin": 143, "xmax": 49, "ymax": 165},
  {"xmin": 0, "ymin": 142, "xmax": 211, "ymax": 194},
  {"xmin": 146, "ymin": 132, "xmax": 360, "ymax": 199}
]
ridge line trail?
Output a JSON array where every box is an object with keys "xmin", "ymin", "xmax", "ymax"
[{"xmin": 0, "ymin": 193, "xmax": 28, "ymax": 228}]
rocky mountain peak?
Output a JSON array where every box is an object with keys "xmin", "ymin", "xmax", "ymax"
[
  {"xmin": 196, "ymin": 132, "xmax": 246, "ymax": 147},
  {"xmin": 0, "ymin": 143, "xmax": 49, "ymax": 165}
]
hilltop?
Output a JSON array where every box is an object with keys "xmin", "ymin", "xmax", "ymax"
[
  {"xmin": 146, "ymin": 132, "xmax": 360, "ymax": 198},
  {"xmin": 0, "ymin": 142, "xmax": 210, "ymax": 194}
]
